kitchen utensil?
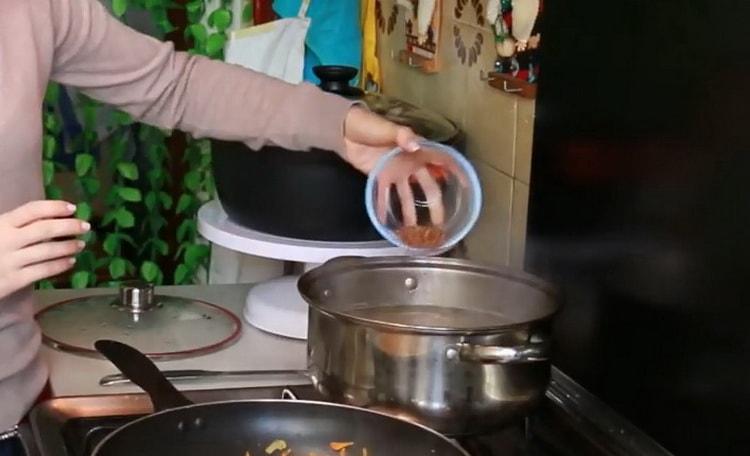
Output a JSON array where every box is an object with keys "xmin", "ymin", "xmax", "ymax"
[
  {"xmin": 365, "ymin": 140, "xmax": 481, "ymax": 252},
  {"xmin": 210, "ymin": 65, "xmax": 463, "ymax": 243},
  {"xmin": 298, "ymin": 256, "xmax": 560, "ymax": 436},
  {"xmin": 35, "ymin": 281, "xmax": 241, "ymax": 360},
  {"xmin": 91, "ymin": 339, "xmax": 470, "ymax": 456},
  {"xmin": 99, "ymin": 368, "xmax": 308, "ymax": 386}
]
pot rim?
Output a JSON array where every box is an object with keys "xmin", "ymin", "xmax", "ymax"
[{"xmin": 298, "ymin": 256, "xmax": 561, "ymax": 335}]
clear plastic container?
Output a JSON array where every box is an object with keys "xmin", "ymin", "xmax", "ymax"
[{"xmin": 365, "ymin": 140, "xmax": 482, "ymax": 253}]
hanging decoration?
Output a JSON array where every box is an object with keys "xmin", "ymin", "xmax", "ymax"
[
  {"xmin": 396, "ymin": 0, "xmax": 442, "ymax": 73},
  {"xmin": 487, "ymin": 0, "xmax": 541, "ymax": 83}
]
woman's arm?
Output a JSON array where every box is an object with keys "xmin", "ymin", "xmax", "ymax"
[{"xmin": 45, "ymin": 0, "xmax": 354, "ymax": 154}]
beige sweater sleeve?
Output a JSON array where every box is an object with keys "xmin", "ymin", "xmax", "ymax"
[{"xmin": 46, "ymin": 0, "xmax": 354, "ymax": 154}]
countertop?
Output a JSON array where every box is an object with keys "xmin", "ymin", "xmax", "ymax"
[{"xmin": 34, "ymin": 284, "xmax": 310, "ymax": 397}]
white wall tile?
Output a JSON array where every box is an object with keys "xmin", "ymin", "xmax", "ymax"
[
  {"xmin": 509, "ymin": 179, "xmax": 529, "ymax": 269},
  {"xmin": 464, "ymin": 160, "xmax": 512, "ymax": 265}
]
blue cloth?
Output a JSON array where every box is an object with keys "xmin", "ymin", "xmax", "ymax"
[{"xmin": 273, "ymin": 0, "xmax": 362, "ymax": 85}]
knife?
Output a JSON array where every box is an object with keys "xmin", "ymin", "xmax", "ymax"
[{"xmin": 99, "ymin": 368, "xmax": 309, "ymax": 386}]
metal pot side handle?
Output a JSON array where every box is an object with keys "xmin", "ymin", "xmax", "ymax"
[{"xmin": 446, "ymin": 341, "xmax": 550, "ymax": 364}]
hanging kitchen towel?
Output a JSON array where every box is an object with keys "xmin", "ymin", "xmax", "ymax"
[
  {"xmin": 223, "ymin": 0, "xmax": 311, "ymax": 84},
  {"xmin": 273, "ymin": 0, "xmax": 362, "ymax": 85}
]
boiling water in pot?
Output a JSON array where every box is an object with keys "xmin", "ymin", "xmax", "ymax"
[{"xmin": 347, "ymin": 304, "xmax": 517, "ymax": 329}]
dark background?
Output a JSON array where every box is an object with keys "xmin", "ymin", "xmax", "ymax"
[{"xmin": 526, "ymin": 1, "xmax": 750, "ymax": 454}]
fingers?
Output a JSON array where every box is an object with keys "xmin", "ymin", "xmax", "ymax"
[
  {"xmin": 18, "ymin": 218, "xmax": 90, "ymax": 248},
  {"xmin": 395, "ymin": 126, "xmax": 421, "ymax": 153},
  {"xmin": 345, "ymin": 107, "xmax": 400, "ymax": 146},
  {"xmin": 396, "ymin": 180, "xmax": 418, "ymax": 226},
  {"xmin": 14, "ymin": 239, "xmax": 85, "ymax": 268},
  {"xmin": 18, "ymin": 257, "xmax": 76, "ymax": 289},
  {"xmin": 344, "ymin": 107, "xmax": 421, "ymax": 151},
  {"xmin": 376, "ymin": 180, "xmax": 391, "ymax": 224},
  {"xmin": 414, "ymin": 168, "xmax": 445, "ymax": 226},
  {"xmin": 4, "ymin": 200, "xmax": 76, "ymax": 228}
]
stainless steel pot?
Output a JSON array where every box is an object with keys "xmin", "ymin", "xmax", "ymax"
[{"xmin": 298, "ymin": 256, "xmax": 560, "ymax": 436}]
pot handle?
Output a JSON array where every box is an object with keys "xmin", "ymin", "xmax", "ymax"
[
  {"xmin": 321, "ymin": 255, "xmax": 365, "ymax": 267},
  {"xmin": 446, "ymin": 340, "xmax": 550, "ymax": 364}
]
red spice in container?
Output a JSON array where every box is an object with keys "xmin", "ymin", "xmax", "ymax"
[{"xmin": 396, "ymin": 225, "xmax": 446, "ymax": 249}]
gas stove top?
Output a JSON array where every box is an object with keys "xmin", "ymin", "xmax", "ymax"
[{"xmin": 25, "ymin": 368, "xmax": 670, "ymax": 456}]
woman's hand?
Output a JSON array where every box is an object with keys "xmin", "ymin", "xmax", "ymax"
[
  {"xmin": 0, "ymin": 201, "xmax": 90, "ymax": 299},
  {"xmin": 341, "ymin": 106, "xmax": 421, "ymax": 174},
  {"xmin": 342, "ymin": 107, "xmax": 458, "ymax": 227}
]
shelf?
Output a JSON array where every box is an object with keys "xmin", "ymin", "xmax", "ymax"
[
  {"xmin": 398, "ymin": 49, "xmax": 440, "ymax": 73},
  {"xmin": 487, "ymin": 72, "xmax": 537, "ymax": 99}
]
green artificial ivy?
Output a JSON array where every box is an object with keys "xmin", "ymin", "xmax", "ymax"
[
  {"xmin": 173, "ymin": 0, "xmax": 239, "ymax": 285},
  {"xmin": 37, "ymin": 0, "xmax": 243, "ymax": 290}
]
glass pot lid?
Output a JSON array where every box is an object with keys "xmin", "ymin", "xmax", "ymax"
[{"xmin": 35, "ymin": 281, "xmax": 241, "ymax": 360}]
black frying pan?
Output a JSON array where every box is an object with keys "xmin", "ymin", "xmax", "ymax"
[{"xmin": 92, "ymin": 340, "xmax": 469, "ymax": 456}]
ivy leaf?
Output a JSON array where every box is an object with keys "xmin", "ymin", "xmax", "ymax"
[
  {"xmin": 37, "ymin": 280, "xmax": 55, "ymax": 290},
  {"xmin": 71, "ymin": 271, "xmax": 91, "ymax": 289},
  {"xmin": 187, "ymin": 5, "xmax": 205, "ymax": 24},
  {"xmin": 209, "ymin": 8, "xmax": 232, "ymax": 32},
  {"xmin": 176, "ymin": 219, "xmax": 195, "ymax": 243},
  {"xmin": 242, "ymin": 3, "xmax": 253, "ymax": 23},
  {"xmin": 185, "ymin": 244, "xmax": 210, "ymax": 267},
  {"xmin": 116, "ymin": 187, "xmax": 142, "ymax": 202},
  {"xmin": 43, "ymin": 134, "xmax": 57, "ymax": 159},
  {"xmin": 150, "ymin": 215, "xmax": 166, "ymax": 232},
  {"xmin": 185, "ymin": 23, "xmax": 207, "ymax": 46},
  {"xmin": 44, "ymin": 113, "xmax": 58, "ymax": 133},
  {"xmin": 42, "ymin": 160, "xmax": 55, "ymax": 186},
  {"xmin": 44, "ymin": 83, "xmax": 59, "ymax": 104},
  {"xmin": 200, "ymin": 152, "xmax": 212, "ymax": 167},
  {"xmin": 159, "ymin": 191, "xmax": 173, "ymax": 210},
  {"xmin": 77, "ymin": 250, "xmax": 96, "ymax": 270},
  {"xmin": 144, "ymin": 191, "xmax": 157, "ymax": 212},
  {"xmin": 113, "ymin": 111, "xmax": 132, "ymax": 126},
  {"xmin": 115, "ymin": 207, "xmax": 135, "ymax": 228},
  {"xmin": 112, "ymin": 0, "xmax": 128, "ymax": 17},
  {"xmin": 102, "ymin": 210, "xmax": 117, "ymax": 227},
  {"xmin": 206, "ymin": 33, "xmax": 226, "ymax": 58},
  {"xmin": 46, "ymin": 185, "xmax": 63, "ymax": 200},
  {"xmin": 183, "ymin": 170, "xmax": 201, "ymax": 192},
  {"xmin": 174, "ymin": 242, "xmax": 188, "ymax": 260},
  {"xmin": 103, "ymin": 233, "xmax": 120, "ymax": 256},
  {"xmin": 176, "ymin": 194, "xmax": 193, "ymax": 214},
  {"xmin": 156, "ymin": 239, "xmax": 169, "ymax": 256},
  {"xmin": 117, "ymin": 162, "xmax": 139, "ymax": 180},
  {"xmin": 75, "ymin": 154, "xmax": 95, "ymax": 177},
  {"xmin": 148, "ymin": 168, "xmax": 163, "ymax": 187},
  {"xmin": 140, "ymin": 261, "xmax": 160, "ymax": 282},
  {"xmin": 109, "ymin": 257, "xmax": 127, "ymax": 279},
  {"xmin": 80, "ymin": 176, "xmax": 101, "ymax": 195},
  {"xmin": 80, "ymin": 230, "xmax": 96, "ymax": 244},
  {"xmin": 75, "ymin": 202, "xmax": 92, "ymax": 221},
  {"xmin": 174, "ymin": 263, "xmax": 190, "ymax": 284}
]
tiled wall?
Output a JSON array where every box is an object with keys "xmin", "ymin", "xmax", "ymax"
[{"xmin": 375, "ymin": 0, "xmax": 534, "ymax": 268}]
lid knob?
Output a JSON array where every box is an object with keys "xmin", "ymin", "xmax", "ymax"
[
  {"xmin": 313, "ymin": 65, "xmax": 364, "ymax": 98},
  {"xmin": 119, "ymin": 280, "xmax": 155, "ymax": 313}
]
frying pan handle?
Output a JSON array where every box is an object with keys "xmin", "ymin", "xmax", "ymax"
[
  {"xmin": 94, "ymin": 340, "xmax": 193, "ymax": 411},
  {"xmin": 446, "ymin": 340, "xmax": 550, "ymax": 364}
]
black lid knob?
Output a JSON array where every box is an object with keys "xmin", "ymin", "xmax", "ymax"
[{"xmin": 313, "ymin": 65, "xmax": 364, "ymax": 98}]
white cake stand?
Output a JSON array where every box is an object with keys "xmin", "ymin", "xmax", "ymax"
[{"xmin": 197, "ymin": 200, "xmax": 410, "ymax": 340}]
